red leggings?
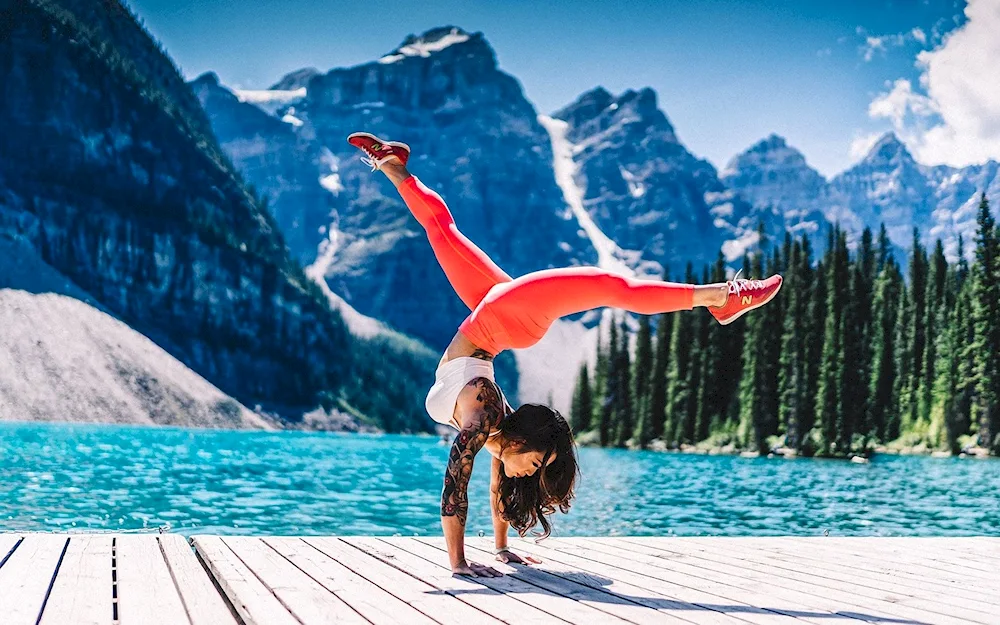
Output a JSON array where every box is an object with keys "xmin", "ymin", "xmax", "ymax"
[{"xmin": 398, "ymin": 176, "xmax": 695, "ymax": 355}]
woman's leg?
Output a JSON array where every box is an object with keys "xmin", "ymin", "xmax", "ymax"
[
  {"xmin": 501, "ymin": 267, "xmax": 726, "ymax": 322},
  {"xmin": 459, "ymin": 267, "xmax": 730, "ymax": 354},
  {"xmin": 381, "ymin": 161, "xmax": 512, "ymax": 311}
]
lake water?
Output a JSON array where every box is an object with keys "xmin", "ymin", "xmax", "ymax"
[{"xmin": 1, "ymin": 423, "xmax": 998, "ymax": 536}]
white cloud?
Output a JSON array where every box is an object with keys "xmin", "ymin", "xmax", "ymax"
[
  {"xmin": 866, "ymin": 0, "xmax": 1000, "ymax": 166},
  {"xmin": 857, "ymin": 25, "xmax": 931, "ymax": 61},
  {"xmin": 868, "ymin": 79, "xmax": 935, "ymax": 126},
  {"xmin": 849, "ymin": 132, "xmax": 884, "ymax": 160},
  {"xmin": 863, "ymin": 36, "xmax": 886, "ymax": 61}
]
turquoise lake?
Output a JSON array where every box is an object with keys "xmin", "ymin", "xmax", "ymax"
[{"xmin": 1, "ymin": 423, "xmax": 998, "ymax": 536}]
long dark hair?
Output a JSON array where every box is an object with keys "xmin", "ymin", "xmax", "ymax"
[{"xmin": 495, "ymin": 403, "xmax": 578, "ymax": 539}]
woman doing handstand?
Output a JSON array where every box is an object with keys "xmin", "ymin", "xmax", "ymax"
[{"xmin": 348, "ymin": 132, "xmax": 783, "ymax": 577}]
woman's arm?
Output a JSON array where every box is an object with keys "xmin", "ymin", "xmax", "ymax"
[
  {"xmin": 490, "ymin": 455, "xmax": 510, "ymax": 550},
  {"xmin": 489, "ymin": 455, "xmax": 542, "ymax": 567},
  {"xmin": 441, "ymin": 378, "xmax": 504, "ymax": 576}
]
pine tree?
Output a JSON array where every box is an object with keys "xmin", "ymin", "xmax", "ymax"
[
  {"xmin": 613, "ymin": 316, "xmax": 634, "ymax": 447},
  {"xmin": 970, "ymin": 195, "xmax": 1000, "ymax": 452},
  {"xmin": 869, "ymin": 258, "xmax": 902, "ymax": 442},
  {"xmin": 599, "ymin": 318, "xmax": 618, "ymax": 447},
  {"xmin": 920, "ymin": 240, "xmax": 948, "ymax": 430},
  {"xmin": 815, "ymin": 227, "xmax": 849, "ymax": 455},
  {"xmin": 570, "ymin": 363, "xmax": 593, "ymax": 433},
  {"xmin": 778, "ymin": 237, "xmax": 811, "ymax": 449},
  {"xmin": 890, "ymin": 285, "xmax": 912, "ymax": 442},
  {"xmin": 904, "ymin": 228, "xmax": 929, "ymax": 431},
  {"xmin": 649, "ymin": 310, "xmax": 673, "ymax": 442},
  {"xmin": 633, "ymin": 315, "xmax": 654, "ymax": 421},
  {"xmin": 666, "ymin": 264, "xmax": 696, "ymax": 445}
]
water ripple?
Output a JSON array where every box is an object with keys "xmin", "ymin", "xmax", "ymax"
[{"xmin": 1, "ymin": 423, "xmax": 998, "ymax": 536}]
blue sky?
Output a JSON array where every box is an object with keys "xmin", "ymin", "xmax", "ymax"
[{"xmin": 129, "ymin": 0, "xmax": 968, "ymax": 177}]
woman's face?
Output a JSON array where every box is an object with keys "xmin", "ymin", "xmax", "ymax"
[{"xmin": 501, "ymin": 445, "xmax": 556, "ymax": 478}]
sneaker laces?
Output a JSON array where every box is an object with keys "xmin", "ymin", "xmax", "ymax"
[
  {"xmin": 359, "ymin": 148, "xmax": 379, "ymax": 172},
  {"xmin": 729, "ymin": 268, "xmax": 767, "ymax": 298}
]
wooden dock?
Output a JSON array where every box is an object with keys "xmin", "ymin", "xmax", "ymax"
[{"xmin": 0, "ymin": 535, "xmax": 996, "ymax": 624}]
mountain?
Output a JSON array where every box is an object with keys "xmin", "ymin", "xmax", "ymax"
[
  {"xmin": 198, "ymin": 26, "xmax": 595, "ymax": 355},
  {"xmin": 0, "ymin": 0, "xmax": 434, "ymax": 430},
  {"xmin": 0, "ymin": 235, "xmax": 268, "ymax": 428},
  {"xmin": 726, "ymin": 131, "xmax": 1000, "ymax": 260},
  {"xmin": 551, "ymin": 87, "xmax": 754, "ymax": 274},
  {"xmin": 720, "ymin": 134, "xmax": 828, "ymax": 241}
]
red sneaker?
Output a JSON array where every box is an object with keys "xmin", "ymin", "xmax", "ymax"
[
  {"xmin": 709, "ymin": 270, "xmax": 783, "ymax": 326},
  {"xmin": 347, "ymin": 132, "xmax": 410, "ymax": 171}
]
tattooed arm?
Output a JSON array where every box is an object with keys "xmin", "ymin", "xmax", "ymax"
[{"xmin": 441, "ymin": 377, "xmax": 504, "ymax": 576}]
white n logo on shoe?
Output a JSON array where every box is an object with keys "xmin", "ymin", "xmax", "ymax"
[{"xmin": 741, "ymin": 295, "xmax": 753, "ymax": 305}]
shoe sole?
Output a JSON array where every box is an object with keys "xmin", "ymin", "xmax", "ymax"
[
  {"xmin": 715, "ymin": 280, "xmax": 783, "ymax": 326},
  {"xmin": 347, "ymin": 131, "xmax": 411, "ymax": 154}
]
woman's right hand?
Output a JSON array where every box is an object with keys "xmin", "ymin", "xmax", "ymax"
[{"xmin": 452, "ymin": 560, "xmax": 503, "ymax": 577}]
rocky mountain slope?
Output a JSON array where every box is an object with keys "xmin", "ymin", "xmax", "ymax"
[
  {"xmin": 724, "ymin": 132, "xmax": 1000, "ymax": 259},
  {"xmin": 0, "ymin": 235, "xmax": 269, "ymax": 428},
  {"xmin": 0, "ymin": 0, "xmax": 435, "ymax": 430}
]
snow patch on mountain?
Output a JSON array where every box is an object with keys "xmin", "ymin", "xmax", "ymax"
[
  {"xmin": 318, "ymin": 148, "xmax": 343, "ymax": 196},
  {"xmin": 233, "ymin": 87, "xmax": 306, "ymax": 115},
  {"xmin": 305, "ymin": 225, "xmax": 387, "ymax": 339},
  {"xmin": 539, "ymin": 115, "xmax": 634, "ymax": 277},
  {"xmin": 379, "ymin": 28, "xmax": 471, "ymax": 63}
]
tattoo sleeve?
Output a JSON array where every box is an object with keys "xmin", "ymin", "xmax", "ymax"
[{"xmin": 441, "ymin": 377, "xmax": 505, "ymax": 526}]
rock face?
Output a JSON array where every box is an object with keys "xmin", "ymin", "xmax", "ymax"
[
  {"xmin": 0, "ymin": 0, "xmax": 432, "ymax": 429},
  {"xmin": 726, "ymin": 132, "xmax": 1000, "ymax": 259},
  {"xmin": 0, "ymin": 235, "xmax": 270, "ymax": 429},
  {"xmin": 200, "ymin": 27, "xmax": 594, "ymax": 351},
  {"xmin": 720, "ymin": 134, "xmax": 829, "ymax": 242},
  {"xmin": 551, "ymin": 87, "xmax": 753, "ymax": 274},
  {"xmin": 190, "ymin": 72, "xmax": 330, "ymax": 264}
]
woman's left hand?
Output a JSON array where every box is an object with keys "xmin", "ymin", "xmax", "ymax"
[{"xmin": 495, "ymin": 549, "xmax": 542, "ymax": 565}]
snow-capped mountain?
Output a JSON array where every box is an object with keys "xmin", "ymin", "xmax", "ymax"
[
  {"xmin": 199, "ymin": 26, "xmax": 595, "ymax": 351},
  {"xmin": 552, "ymin": 87, "xmax": 754, "ymax": 274},
  {"xmin": 720, "ymin": 134, "xmax": 828, "ymax": 241},
  {"xmin": 726, "ymin": 132, "xmax": 1000, "ymax": 259},
  {"xmin": 194, "ymin": 25, "xmax": 1000, "ymax": 412}
]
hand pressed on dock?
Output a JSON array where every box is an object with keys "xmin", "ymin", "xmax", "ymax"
[
  {"xmin": 452, "ymin": 560, "xmax": 503, "ymax": 577},
  {"xmin": 495, "ymin": 549, "xmax": 541, "ymax": 565}
]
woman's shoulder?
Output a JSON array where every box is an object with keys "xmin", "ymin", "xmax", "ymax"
[{"xmin": 455, "ymin": 377, "xmax": 508, "ymax": 429}]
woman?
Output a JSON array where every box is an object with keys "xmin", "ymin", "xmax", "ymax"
[{"xmin": 348, "ymin": 132, "xmax": 783, "ymax": 577}]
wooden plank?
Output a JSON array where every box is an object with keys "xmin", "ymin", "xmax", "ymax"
[
  {"xmin": 223, "ymin": 536, "xmax": 368, "ymax": 625},
  {"xmin": 116, "ymin": 535, "xmax": 190, "ymax": 625},
  {"xmin": 782, "ymin": 537, "xmax": 1000, "ymax": 585},
  {"xmin": 387, "ymin": 537, "xmax": 634, "ymax": 625},
  {"xmin": 192, "ymin": 536, "xmax": 300, "ymax": 625},
  {"xmin": 633, "ymin": 537, "xmax": 993, "ymax": 605},
  {"xmin": 527, "ymin": 538, "xmax": 880, "ymax": 625},
  {"xmin": 307, "ymin": 537, "xmax": 502, "ymax": 625},
  {"xmin": 345, "ymin": 536, "xmax": 568, "ymax": 624},
  {"xmin": 158, "ymin": 534, "xmax": 239, "ymax": 625},
  {"xmin": 652, "ymin": 537, "xmax": 1000, "ymax": 608},
  {"xmin": 489, "ymin": 537, "xmax": 777, "ymax": 625},
  {"xmin": 426, "ymin": 536, "xmax": 705, "ymax": 625},
  {"xmin": 578, "ymin": 538, "xmax": 985, "ymax": 625},
  {"xmin": 265, "ymin": 537, "xmax": 438, "ymax": 625},
  {"xmin": 0, "ymin": 534, "xmax": 68, "ymax": 625},
  {"xmin": 38, "ymin": 535, "xmax": 112, "ymax": 625},
  {"xmin": 0, "ymin": 535, "xmax": 21, "ymax": 564}
]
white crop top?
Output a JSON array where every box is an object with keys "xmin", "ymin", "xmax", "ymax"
[{"xmin": 425, "ymin": 357, "xmax": 511, "ymax": 432}]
